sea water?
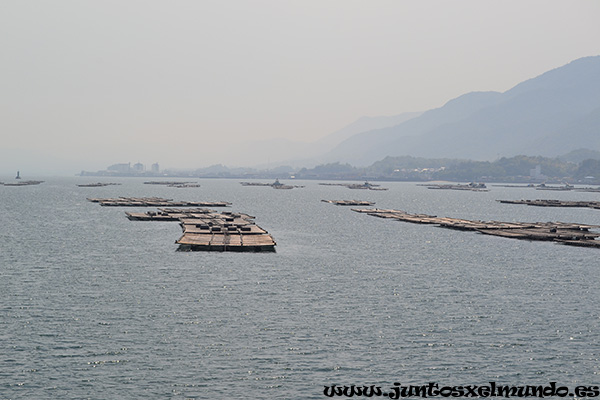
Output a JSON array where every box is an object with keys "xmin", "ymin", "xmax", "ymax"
[{"xmin": 1, "ymin": 177, "xmax": 600, "ymax": 399}]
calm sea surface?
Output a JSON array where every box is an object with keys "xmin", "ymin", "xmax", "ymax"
[{"xmin": 2, "ymin": 177, "xmax": 600, "ymax": 399}]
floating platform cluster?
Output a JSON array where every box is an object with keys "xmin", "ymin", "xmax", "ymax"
[
  {"xmin": 82, "ymin": 181, "xmax": 600, "ymax": 252},
  {"xmin": 88, "ymin": 196, "xmax": 276, "ymax": 252}
]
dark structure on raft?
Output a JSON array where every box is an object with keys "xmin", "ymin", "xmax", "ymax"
[{"xmin": 352, "ymin": 208, "xmax": 600, "ymax": 248}]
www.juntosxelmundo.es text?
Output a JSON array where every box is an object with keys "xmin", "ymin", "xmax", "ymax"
[{"xmin": 323, "ymin": 382, "xmax": 600, "ymax": 398}]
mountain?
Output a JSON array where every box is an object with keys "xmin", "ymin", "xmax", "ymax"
[
  {"xmin": 324, "ymin": 91, "xmax": 505, "ymax": 164},
  {"xmin": 559, "ymin": 148, "xmax": 600, "ymax": 164},
  {"xmin": 312, "ymin": 112, "xmax": 422, "ymax": 150},
  {"xmin": 323, "ymin": 56, "xmax": 600, "ymax": 165},
  {"xmin": 528, "ymin": 107, "xmax": 600, "ymax": 156}
]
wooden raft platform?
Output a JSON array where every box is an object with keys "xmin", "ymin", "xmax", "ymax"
[
  {"xmin": 498, "ymin": 199, "xmax": 600, "ymax": 210},
  {"xmin": 319, "ymin": 182, "xmax": 388, "ymax": 191},
  {"xmin": 77, "ymin": 182, "xmax": 121, "ymax": 187},
  {"xmin": 322, "ymin": 200, "xmax": 375, "ymax": 206},
  {"xmin": 144, "ymin": 181, "xmax": 196, "ymax": 185},
  {"xmin": 144, "ymin": 181, "xmax": 200, "ymax": 188},
  {"xmin": 2, "ymin": 180, "xmax": 44, "ymax": 186},
  {"xmin": 240, "ymin": 179, "xmax": 304, "ymax": 189},
  {"xmin": 87, "ymin": 197, "xmax": 231, "ymax": 207},
  {"xmin": 352, "ymin": 208, "xmax": 600, "ymax": 248},
  {"xmin": 126, "ymin": 209, "xmax": 276, "ymax": 252},
  {"xmin": 422, "ymin": 183, "xmax": 489, "ymax": 192}
]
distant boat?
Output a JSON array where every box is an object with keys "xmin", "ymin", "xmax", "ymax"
[{"xmin": 15, "ymin": 171, "xmax": 21, "ymax": 179}]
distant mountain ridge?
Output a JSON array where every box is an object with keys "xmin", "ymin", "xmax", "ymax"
[
  {"xmin": 225, "ymin": 111, "xmax": 422, "ymax": 168},
  {"xmin": 324, "ymin": 91, "xmax": 505, "ymax": 164},
  {"xmin": 312, "ymin": 111, "xmax": 422, "ymax": 150},
  {"xmin": 322, "ymin": 56, "xmax": 600, "ymax": 165}
]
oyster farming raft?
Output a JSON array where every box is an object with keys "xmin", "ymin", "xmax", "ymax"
[{"xmin": 88, "ymin": 197, "xmax": 276, "ymax": 252}]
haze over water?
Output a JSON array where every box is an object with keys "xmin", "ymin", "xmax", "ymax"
[{"xmin": 2, "ymin": 178, "xmax": 600, "ymax": 398}]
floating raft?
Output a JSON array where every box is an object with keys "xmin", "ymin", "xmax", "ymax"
[
  {"xmin": 144, "ymin": 181, "xmax": 200, "ymax": 188},
  {"xmin": 2, "ymin": 180, "xmax": 44, "ymax": 186},
  {"xmin": 491, "ymin": 184, "xmax": 600, "ymax": 192},
  {"xmin": 126, "ymin": 208, "xmax": 276, "ymax": 252},
  {"xmin": 144, "ymin": 181, "xmax": 196, "ymax": 185},
  {"xmin": 240, "ymin": 179, "xmax": 304, "ymax": 189},
  {"xmin": 576, "ymin": 187, "xmax": 600, "ymax": 193},
  {"xmin": 322, "ymin": 200, "xmax": 375, "ymax": 206},
  {"xmin": 352, "ymin": 208, "xmax": 600, "ymax": 248},
  {"xmin": 536, "ymin": 185, "xmax": 573, "ymax": 191},
  {"xmin": 87, "ymin": 197, "xmax": 230, "ymax": 207},
  {"xmin": 168, "ymin": 183, "xmax": 201, "ymax": 188},
  {"xmin": 421, "ymin": 183, "xmax": 488, "ymax": 192},
  {"xmin": 498, "ymin": 199, "xmax": 600, "ymax": 210},
  {"xmin": 77, "ymin": 182, "xmax": 121, "ymax": 187},
  {"xmin": 240, "ymin": 182, "xmax": 272, "ymax": 186},
  {"xmin": 319, "ymin": 182, "xmax": 388, "ymax": 190}
]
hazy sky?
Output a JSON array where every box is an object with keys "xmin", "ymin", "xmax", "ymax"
[{"xmin": 1, "ymin": 0, "xmax": 600, "ymax": 174}]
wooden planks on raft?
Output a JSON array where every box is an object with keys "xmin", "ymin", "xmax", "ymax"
[
  {"xmin": 177, "ymin": 209, "xmax": 276, "ymax": 252},
  {"xmin": 127, "ymin": 209, "xmax": 276, "ymax": 252}
]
